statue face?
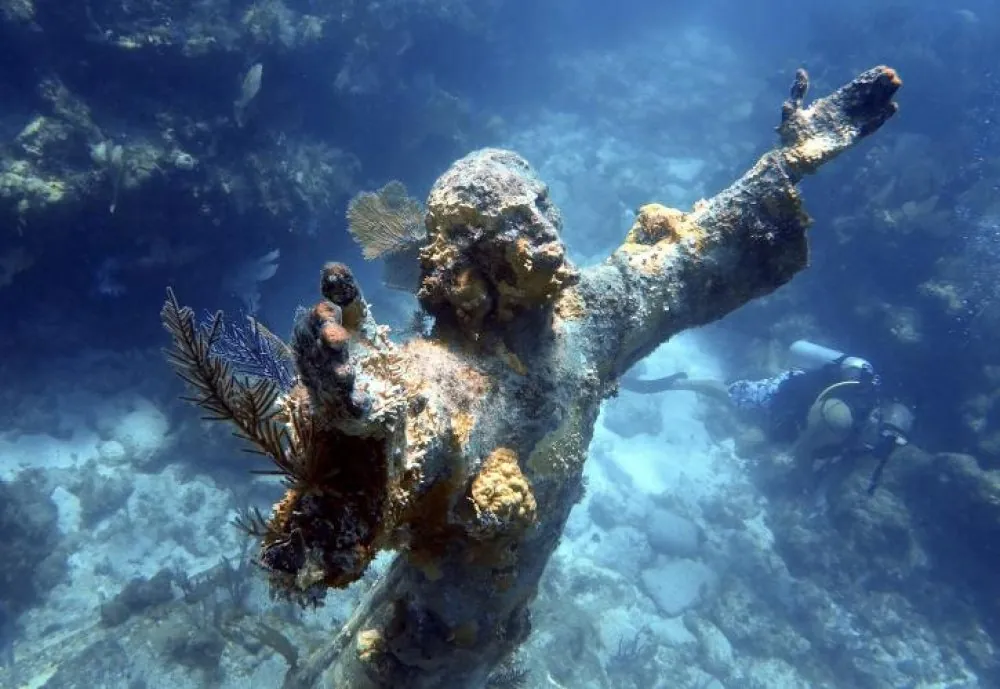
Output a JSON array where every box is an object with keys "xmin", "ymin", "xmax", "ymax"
[{"xmin": 418, "ymin": 149, "xmax": 578, "ymax": 332}]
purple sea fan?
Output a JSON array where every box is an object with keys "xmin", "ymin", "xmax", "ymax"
[{"xmin": 203, "ymin": 311, "xmax": 296, "ymax": 391}]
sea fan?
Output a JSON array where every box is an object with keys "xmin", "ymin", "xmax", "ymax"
[
  {"xmin": 164, "ymin": 289, "xmax": 330, "ymax": 489},
  {"xmin": 162, "ymin": 290, "xmax": 288, "ymax": 458},
  {"xmin": 346, "ymin": 180, "xmax": 426, "ymax": 259},
  {"xmin": 203, "ymin": 310, "xmax": 295, "ymax": 391}
]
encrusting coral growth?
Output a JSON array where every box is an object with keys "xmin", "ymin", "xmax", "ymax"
[{"xmin": 162, "ymin": 66, "xmax": 902, "ymax": 688}]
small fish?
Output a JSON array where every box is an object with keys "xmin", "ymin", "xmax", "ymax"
[
  {"xmin": 109, "ymin": 149, "xmax": 125, "ymax": 214},
  {"xmin": 955, "ymin": 9, "xmax": 979, "ymax": 24},
  {"xmin": 234, "ymin": 63, "xmax": 263, "ymax": 127}
]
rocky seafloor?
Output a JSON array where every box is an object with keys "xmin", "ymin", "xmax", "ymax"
[{"xmin": 1, "ymin": 332, "xmax": 993, "ymax": 689}]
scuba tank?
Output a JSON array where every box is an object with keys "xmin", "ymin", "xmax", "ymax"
[
  {"xmin": 789, "ymin": 340, "xmax": 874, "ymax": 384},
  {"xmin": 787, "ymin": 340, "xmax": 846, "ymax": 371}
]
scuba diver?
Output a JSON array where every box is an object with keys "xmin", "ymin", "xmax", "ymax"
[{"xmin": 622, "ymin": 340, "xmax": 914, "ymax": 495}]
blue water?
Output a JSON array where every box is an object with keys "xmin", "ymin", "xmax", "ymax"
[{"xmin": 0, "ymin": 0, "xmax": 998, "ymax": 687}]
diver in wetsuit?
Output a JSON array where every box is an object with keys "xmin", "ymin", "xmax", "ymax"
[{"xmin": 622, "ymin": 340, "xmax": 913, "ymax": 495}]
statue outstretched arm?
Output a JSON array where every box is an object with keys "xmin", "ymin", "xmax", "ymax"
[{"xmin": 576, "ymin": 66, "xmax": 902, "ymax": 378}]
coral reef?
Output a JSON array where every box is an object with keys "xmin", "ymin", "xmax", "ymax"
[
  {"xmin": 0, "ymin": 470, "xmax": 68, "ymax": 624},
  {"xmin": 730, "ymin": 439, "xmax": 1000, "ymax": 686},
  {"xmin": 0, "ymin": 0, "xmax": 496, "ymax": 233},
  {"xmin": 0, "ymin": 0, "xmax": 502, "ymax": 347},
  {"xmin": 163, "ymin": 66, "xmax": 901, "ymax": 687}
]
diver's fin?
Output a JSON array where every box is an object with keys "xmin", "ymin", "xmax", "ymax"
[{"xmin": 621, "ymin": 372, "xmax": 689, "ymax": 394}]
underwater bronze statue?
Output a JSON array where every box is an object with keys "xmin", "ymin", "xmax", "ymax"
[{"xmin": 163, "ymin": 66, "xmax": 902, "ymax": 688}]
